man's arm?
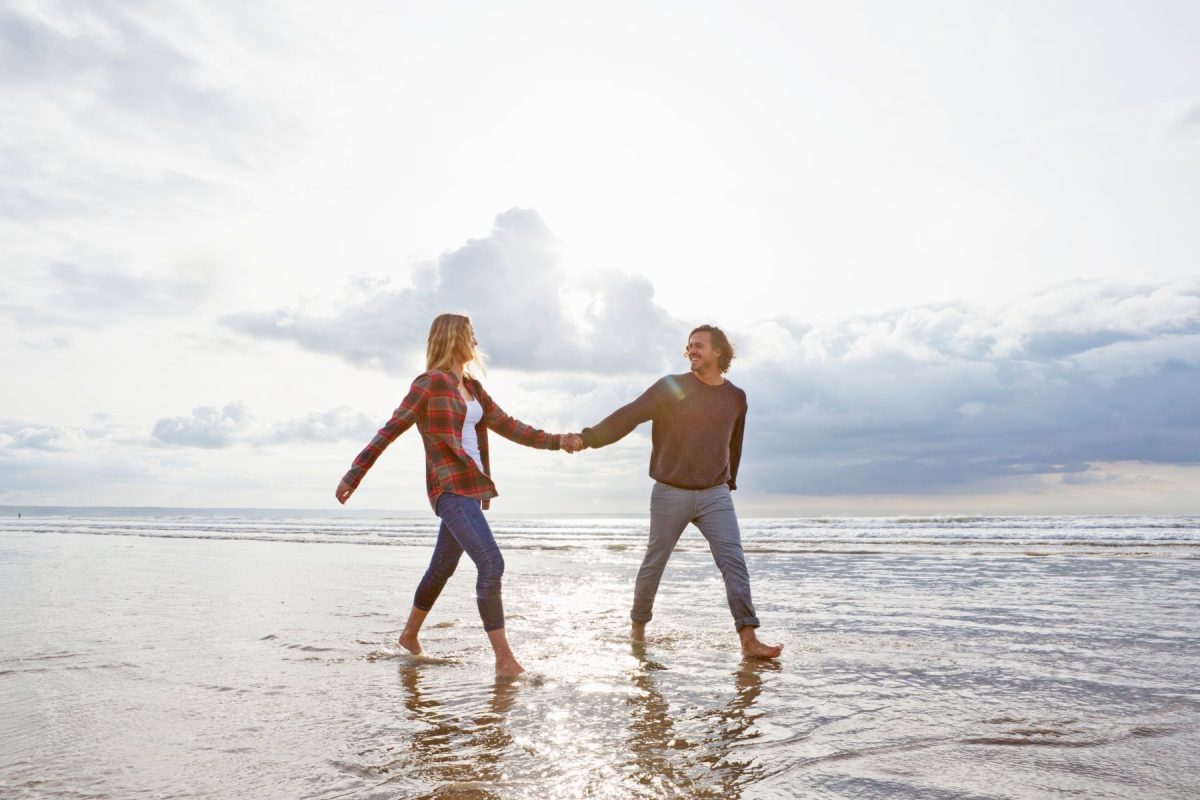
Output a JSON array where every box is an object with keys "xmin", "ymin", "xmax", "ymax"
[
  {"xmin": 580, "ymin": 378, "xmax": 664, "ymax": 449},
  {"xmin": 728, "ymin": 402, "xmax": 746, "ymax": 491}
]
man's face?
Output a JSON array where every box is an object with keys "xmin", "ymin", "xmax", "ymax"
[{"xmin": 686, "ymin": 331, "xmax": 720, "ymax": 373}]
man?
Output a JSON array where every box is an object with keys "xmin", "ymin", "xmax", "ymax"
[{"xmin": 575, "ymin": 325, "xmax": 782, "ymax": 658}]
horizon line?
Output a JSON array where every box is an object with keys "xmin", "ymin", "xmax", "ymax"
[{"xmin": 1, "ymin": 504, "xmax": 1190, "ymax": 521}]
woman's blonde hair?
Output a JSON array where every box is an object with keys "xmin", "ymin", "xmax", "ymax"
[{"xmin": 426, "ymin": 313, "xmax": 486, "ymax": 376}]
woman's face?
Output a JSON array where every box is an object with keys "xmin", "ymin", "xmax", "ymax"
[{"xmin": 461, "ymin": 324, "xmax": 478, "ymax": 364}]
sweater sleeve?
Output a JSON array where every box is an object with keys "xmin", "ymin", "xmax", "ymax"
[
  {"xmin": 581, "ymin": 378, "xmax": 664, "ymax": 449},
  {"xmin": 342, "ymin": 374, "xmax": 430, "ymax": 490},
  {"xmin": 727, "ymin": 399, "xmax": 746, "ymax": 491}
]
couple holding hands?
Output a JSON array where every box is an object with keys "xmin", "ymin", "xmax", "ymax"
[{"xmin": 335, "ymin": 313, "xmax": 781, "ymax": 677}]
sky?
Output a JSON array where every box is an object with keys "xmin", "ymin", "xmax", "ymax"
[{"xmin": 2, "ymin": 0, "xmax": 1199, "ymax": 515}]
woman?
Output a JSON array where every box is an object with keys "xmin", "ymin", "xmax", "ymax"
[{"xmin": 335, "ymin": 313, "xmax": 582, "ymax": 677}]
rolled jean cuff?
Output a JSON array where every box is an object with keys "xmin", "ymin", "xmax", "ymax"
[
  {"xmin": 630, "ymin": 610, "xmax": 653, "ymax": 624},
  {"xmin": 734, "ymin": 616, "xmax": 760, "ymax": 631}
]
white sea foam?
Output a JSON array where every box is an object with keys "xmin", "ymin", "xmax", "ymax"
[{"xmin": 2, "ymin": 510, "xmax": 1197, "ymax": 556}]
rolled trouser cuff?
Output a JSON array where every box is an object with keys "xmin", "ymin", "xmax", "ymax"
[{"xmin": 734, "ymin": 616, "xmax": 760, "ymax": 630}]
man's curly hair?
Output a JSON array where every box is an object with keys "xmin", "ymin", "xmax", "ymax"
[{"xmin": 690, "ymin": 324, "xmax": 735, "ymax": 373}]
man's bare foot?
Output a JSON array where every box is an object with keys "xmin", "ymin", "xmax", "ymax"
[
  {"xmin": 398, "ymin": 630, "xmax": 422, "ymax": 655},
  {"xmin": 742, "ymin": 638, "xmax": 783, "ymax": 659},
  {"xmin": 739, "ymin": 628, "xmax": 783, "ymax": 659},
  {"xmin": 631, "ymin": 622, "xmax": 646, "ymax": 642},
  {"xmin": 495, "ymin": 657, "xmax": 525, "ymax": 678}
]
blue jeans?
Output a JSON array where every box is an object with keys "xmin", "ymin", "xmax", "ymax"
[
  {"xmin": 632, "ymin": 482, "xmax": 760, "ymax": 630},
  {"xmin": 413, "ymin": 493, "xmax": 506, "ymax": 632}
]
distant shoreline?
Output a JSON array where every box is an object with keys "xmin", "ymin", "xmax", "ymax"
[
  {"xmin": 0, "ymin": 505, "xmax": 645, "ymax": 520},
  {"xmin": 2, "ymin": 505, "xmax": 1193, "ymax": 521}
]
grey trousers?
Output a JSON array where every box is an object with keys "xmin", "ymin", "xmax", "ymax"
[{"xmin": 631, "ymin": 481, "xmax": 760, "ymax": 630}]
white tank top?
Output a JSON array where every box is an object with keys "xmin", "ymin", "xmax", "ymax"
[{"xmin": 460, "ymin": 397, "xmax": 484, "ymax": 472}]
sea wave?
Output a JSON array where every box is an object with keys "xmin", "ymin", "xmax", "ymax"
[{"xmin": 2, "ymin": 512, "xmax": 1198, "ymax": 557}]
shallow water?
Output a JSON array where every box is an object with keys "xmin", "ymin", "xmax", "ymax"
[
  {"xmin": 2, "ymin": 516, "xmax": 1199, "ymax": 798},
  {"xmin": 6, "ymin": 510, "xmax": 1200, "ymax": 556}
]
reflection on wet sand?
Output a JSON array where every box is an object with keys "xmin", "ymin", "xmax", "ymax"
[
  {"xmin": 624, "ymin": 644, "xmax": 778, "ymax": 799},
  {"xmin": 392, "ymin": 663, "xmax": 519, "ymax": 799},
  {"xmin": 5, "ymin": 524, "xmax": 1196, "ymax": 799}
]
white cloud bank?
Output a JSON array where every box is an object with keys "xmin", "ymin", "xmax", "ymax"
[
  {"xmin": 0, "ymin": 406, "xmax": 384, "ymax": 507},
  {"xmin": 222, "ymin": 209, "xmax": 681, "ymax": 374},
  {"xmin": 220, "ymin": 211, "xmax": 1200, "ymax": 499},
  {"xmin": 3, "ymin": 195, "xmax": 1197, "ymax": 509},
  {"xmin": 149, "ymin": 404, "xmax": 377, "ymax": 449},
  {"xmin": 151, "ymin": 403, "xmax": 252, "ymax": 449},
  {"xmin": 731, "ymin": 280, "xmax": 1200, "ymax": 494},
  {"xmin": 0, "ymin": 263, "xmax": 207, "ymax": 332}
]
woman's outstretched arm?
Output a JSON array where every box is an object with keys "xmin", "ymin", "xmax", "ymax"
[
  {"xmin": 336, "ymin": 374, "xmax": 431, "ymax": 503},
  {"xmin": 475, "ymin": 383, "xmax": 564, "ymax": 451}
]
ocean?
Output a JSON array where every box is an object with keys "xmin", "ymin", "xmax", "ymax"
[
  {"xmin": 2, "ymin": 510, "xmax": 1198, "ymax": 798},
  {"xmin": 5, "ymin": 509, "xmax": 1199, "ymax": 556}
]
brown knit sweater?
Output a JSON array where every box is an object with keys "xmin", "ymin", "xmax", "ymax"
[{"xmin": 581, "ymin": 372, "xmax": 747, "ymax": 490}]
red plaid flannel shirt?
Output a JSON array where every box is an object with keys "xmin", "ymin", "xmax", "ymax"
[{"xmin": 342, "ymin": 370, "xmax": 563, "ymax": 511}]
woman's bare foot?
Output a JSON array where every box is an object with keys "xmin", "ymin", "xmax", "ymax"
[
  {"xmin": 495, "ymin": 657, "xmax": 525, "ymax": 678},
  {"xmin": 631, "ymin": 622, "xmax": 646, "ymax": 642},
  {"xmin": 738, "ymin": 628, "xmax": 783, "ymax": 659},
  {"xmin": 397, "ymin": 630, "xmax": 422, "ymax": 655},
  {"xmin": 397, "ymin": 607, "xmax": 429, "ymax": 655}
]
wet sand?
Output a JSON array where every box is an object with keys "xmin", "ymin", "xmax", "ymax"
[{"xmin": 2, "ymin": 525, "xmax": 1198, "ymax": 799}]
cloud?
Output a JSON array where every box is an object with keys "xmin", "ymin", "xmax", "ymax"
[
  {"xmin": 150, "ymin": 404, "xmax": 379, "ymax": 449},
  {"xmin": 223, "ymin": 208, "xmax": 682, "ymax": 374},
  {"xmin": 5, "ymin": 277, "xmax": 1198, "ymax": 505},
  {"xmin": 1, "ymin": 4, "xmax": 223, "ymax": 110},
  {"xmin": 151, "ymin": 403, "xmax": 252, "ymax": 449},
  {"xmin": 1170, "ymin": 102, "xmax": 1200, "ymax": 144},
  {"xmin": 219, "ymin": 205, "xmax": 1200, "ymax": 497},
  {"xmin": 729, "ymin": 278, "xmax": 1200, "ymax": 494},
  {"xmin": 0, "ymin": 262, "xmax": 207, "ymax": 331},
  {"xmin": 17, "ymin": 334, "xmax": 73, "ymax": 351},
  {"xmin": 0, "ymin": 422, "xmax": 91, "ymax": 452},
  {"xmin": 2, "ymin": 403, "xmax": 378, "ymax": 459},
  {"xmin": 0, "ymin": 412, "xmax": 231, "ymax": 504},
  {"xmin": 257, "ymin": 408, "xmax": 378, "ymax": 445},
  {"xmin": 0, "ymin": 401, "xmax": 381, "ymax": 505},
  {"xmin": 0, "ymin": 3, "xmax": 298, "ymax": 334},
  {"xmin": 0, "ymin": 5, "xmax": 271, "ymax": 338},
  {"xmin": 0, "ymin": 2, "xmax": 290, "ymax": 169}
]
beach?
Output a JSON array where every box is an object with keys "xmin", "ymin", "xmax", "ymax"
[{"xmin": 2, "ymin": 513, "xmax": 1198, "ymax": 799}]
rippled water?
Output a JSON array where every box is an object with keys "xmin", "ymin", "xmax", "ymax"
[
  {"xmin": 5, "ymin": 510, "xmax": 1200, "ymax": 555},
  {"xmin": 2, "ymin": 513, "xmax": 1198, "ymax": 798}
]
